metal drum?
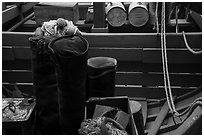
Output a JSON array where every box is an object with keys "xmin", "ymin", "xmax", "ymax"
[
  {"xmin": 128, "ymin": 2, "xmax": 149, "ymax": 27},
  {"xmin": 106, "ymin": 2, "xmax": 127, "ymax": 27}
]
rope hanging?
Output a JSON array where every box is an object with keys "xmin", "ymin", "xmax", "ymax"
[
  {"xmin": 160, "ymin": 2, "xmax": 202, "ymax": 124},
  {"xmin": 182, "ymin": 31, "xmax": 202, "ymax": 54}
]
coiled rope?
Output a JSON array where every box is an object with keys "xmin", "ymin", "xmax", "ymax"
[{"xmin": 160, "ymin": 2, "xmax": 202, "ymax": 124}]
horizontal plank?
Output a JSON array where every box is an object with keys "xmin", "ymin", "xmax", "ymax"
[
  {"xmin": 2, "ymin": 2, "xmax": 38, "ymax": 24},
  {"xmin": 88, "ymin": 47, "xmax": 142, "ymax": 61},
  {"xmin": 2, "ymin": 46, "xmax": 201, "ymax": 63},
  {"xmin": 115, "ymin": 86, "xmax": 196, "ymax": 99},
  {"xmin": 2, "ymin": 32, "xmax": 202, "ymax": 48},
  {"xmin": 2, "ymin": 83, "xmax": 196, "ymax": 99},
  {"xmin": 142, "ymin": 72, "xmax": 201, "ymax": 87},
  {"xmin": 2, "ymin": 83, "xmax": 34, "ymax": 97},
  {"xmin": 2, "ymin": 46, "xmax": 143, "ymax": 62},
  {"xmin": 2, "ymin": 71, "xmax": 201, "ymax": 87},
  {"xmin": 143, "ymin": 49, "xmax": 202, "ymax": 64},
  {"xmin": 2, "ymin": 60, "xmax": 202, "ymax": 73}
]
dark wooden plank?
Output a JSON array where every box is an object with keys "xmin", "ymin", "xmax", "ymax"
[
  {"xmin": 2, "ymin": 83, "xmax": 34, "ymax": 97},
  {"xmin": 3, "ymin": 60, "xmax": 202, "ymax": 73},
  {"xmin": 88, "ymin": 47, "xmax": 142, "ymax": 61},
  {"xmin": 142, "ymin": 72, "xmax": 202, "ymax": 87},
  {"xmin": 2, "ymin": 46, "xmax": 15, "ymax": 61},
  {"xmin": 2, "ymin": 32, "xmax": 201, "ymax": 48},
  {"xmin": 3, "ymin": 70, "xmax": 201, "ymax": 87},
  {"xmin": 143, "ymin": 49, "xmax": 202, "ymax": 64},
  {"xmin": 147, "ymin": 98, "xmax": 175, "ymax": 135},
  {"xmin": 2, "ymin": 70, "xmax": 33, "ymax": 83},
  {"xmin": 115, "ymin": 86, "xmax": 195, "ymax": 99},
  {"xmin": 2, "ymin": 83, "xmax": 196, "ymax": 99},
  {"xmin": 93, "ymin": 2, "xmax": 105, "ymax": 28},
  {"xmin": 142, "ymin": 63, "xmax": 202, "ymax": 73},
  {"xmin": 3, "ymin": 46, "xmax": 143, "ymax": 62},
  {"xmin": 3, "ymin": 46, "xmax": 201, "ymax": 63},
  {"xmin": 2, "ymin": 32, "xmax": 33, "ymax": 46}
]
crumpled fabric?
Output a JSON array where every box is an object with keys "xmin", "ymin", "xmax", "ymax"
[
  {"xmin": 78, "ymin": 117, "xmax": 128, "ymax": 135},
  {"xmin": 40, "ymin": 19, "xmax": 78, "ymax": 37}
]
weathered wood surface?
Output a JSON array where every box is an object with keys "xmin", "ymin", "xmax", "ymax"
[
  {"xmin": 3, "ymin": 32, "xmax": 201, "ymax": 48},
  {"xmin": 2, "ymin": 2, "xmax": 38, "ymax": 24},
  {"xmin": 2, "ymin": 32, "xmax": 202, "ymax": 98}
]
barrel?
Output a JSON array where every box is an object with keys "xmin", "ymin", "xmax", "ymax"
[
  {"xmin": 128, "ymin": 2, "xmax": 149, "ymax": 27},
  {"xmin": 87, "ymin": 57, "xmax": 117, "ymax": 98},
  {"xmin": 106, "ymin": 2, "xmax": 127, "ymax": 27}
]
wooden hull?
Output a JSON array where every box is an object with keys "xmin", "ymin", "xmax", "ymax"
[{"xmin": 2, "ymin": 2, "xmax": 202, "ymax": 135}]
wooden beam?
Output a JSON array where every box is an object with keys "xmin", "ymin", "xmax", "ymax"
[
  {"xmin": 8, "ymin": 12, "xmax": 34, "ymax": 32},
  {"xmin": 2, "ymin": 70, "xmax": 201, "ymax": 87},
  {"xmin": 2, "ymin": 46, "xmax": 202, "ymax": 64},
  {"xmin": 93, "ymin": 2, "xmax": 105, "ymax": 28},
  {"xmin": 148, "ymin": 97, "xmax": 175, "ymax": 135},
  {"xmin": 2, "ymin": 32, "xmax": 201, "ymax": 49}
]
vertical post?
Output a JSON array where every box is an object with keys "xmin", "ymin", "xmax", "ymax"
[
  {"xmin": 2, "ymin": 2, "xmax": 6, "ymax": 11},
  {"xmin": 175, "ymin": 5, "xmax": 178, "ymax": 33},
  {"xmin": 93, "ymin": 2, "xmax": 105, "ymax": 28}
]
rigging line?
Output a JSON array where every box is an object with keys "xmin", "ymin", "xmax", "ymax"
[
  {"xmin": 155, "ymin": 2, "xmax": 159, "ymax": 34},
  {"xmin": 161, "ymin": 3, "xmax": 202, "ymax": 120},
  {"xmin": 162, "ymin": 2, "xmax": 178, "ymax": 114},
  {"xmin": 161, "ymin": 2, "xmax": 174, "ymax": 113},
  {"xmin": 182, "ymin": 31, "xmax": 202, "ymax": 54}
]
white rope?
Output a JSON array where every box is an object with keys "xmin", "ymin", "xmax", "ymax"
[
  {"xmin": 161, "ymin": 2, "xmax": 174, "ymax": 113},
  {"xmin": 162, "ymin": 2, "xmax": 178, "ymax": 115},
  {"xmin": 182, "ymin": 31, "xmax": 202, "ymax": 54},
  {"xmin": 155, "ymin": 2, "xmax": 159, "ymax": 34},
  {"xmin": 161, "ymin": 3, "xmax": 202, "ymax": 119}
]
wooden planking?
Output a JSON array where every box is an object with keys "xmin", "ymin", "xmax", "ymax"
[
  {"xmin": 115, "ymin": 86, "xmax": 195, "ymax": 99},
  {"xmin": 148, "ymin": 98, "xmax": 175, "ymax": 135},
  {"xmin": 4, "ymin": 60, "xmax": 202, "ymax": 73},
  {"xmin": 142, "ymin": 63, "xmax": 202, "ymax": 73},
  {"xmin": 2, "ymin": 46, "xmax": 201, "ymax": 63},
  {"xmin": 2, "ymin": 32, "xmax": 202, "ymax": 48},
  {"xmin": 2, "ymin": 83, "xmax": 34, "ymax": 97},
  {"xmin": 2, "ymin": 83, "xmax": 196, "ymax": 99},
  {"xmin": 2, "ymin": 70, "xmax": 33, "ymax": 83},
  {"xmin": 2, "ymin": 60, "xmax": 202, "ymax": 73},
  {"xmin": 142, "ymin": 72, "xmax": 202, "ymax": 87},
  {"xmin": 2, "ymin": 70, "xmax": 201, "ymax": 87},
  {"xmin": 2, "ymin": 2, "xmax": 38, "ymax": 24},
  {"xmin": 88, "ymin": 47, "xmax": 142, "ymax": 61},
  {"xmin": 2, "ymin": 32, "xmax": 33, "ymax": 46},
  {"xmin": 2, "ymin": 46, "xmax": 143, "ymax": 62},
  {"xmin": 2, "ymin": 46, "xmax": 15, "ymax": 61},
  {"xmin": 143, "ymin": 49, "xmax": 202, "ymax": 64},
  {"xmin": 2, "ymin": 60, "xmax": 32, "ymax": 70}
]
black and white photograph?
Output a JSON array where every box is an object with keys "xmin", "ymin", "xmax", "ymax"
[{"xmin": 2, "ymin": 1, "xmax": 202, "ymax": 135}]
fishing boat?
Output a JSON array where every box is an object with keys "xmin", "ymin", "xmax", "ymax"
[{"xmin": 2, "ymin": 2, "xmax": 202, "ymax": 135}]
